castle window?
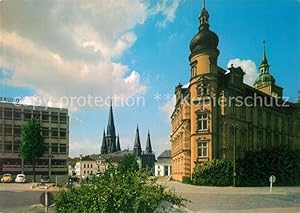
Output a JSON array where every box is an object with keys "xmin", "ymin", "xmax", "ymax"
[
  {"xmin": 197, "ymin": 141, "xmax": 208, "ymax": 157},
  {"xmin": 191, "ymin": 62, "xmax": 197, "ymax": 78},
  {"xmin": 197, "ymin": 113, "xmax": 208, "ymax": 131}
]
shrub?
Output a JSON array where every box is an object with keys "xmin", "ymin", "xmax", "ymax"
[
  {"xmin": 238, "ymin": 146, "xmax": 300, "ymax": 186},
  {"xmin": 182, "ymin": 176, "xmax": 192, "ymax": 184},
  {"xmin": 56, "ymin": 156, "xmax": 186, "ymax": 212},
  {"xmin": 192, "ymin": 159, "xmax": 233, "ymax": 186}
]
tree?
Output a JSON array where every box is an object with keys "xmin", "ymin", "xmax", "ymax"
[
  {"xmin": 20, "ymin": 118, "xmax": 45, "ymax": 182},
  {"xmin": 56, "ymin": 166, "xmax": 186, "ymax": 212},
  {"xmin": 117, "ymin": 154, "xmax": 139, "ymax": 174}
]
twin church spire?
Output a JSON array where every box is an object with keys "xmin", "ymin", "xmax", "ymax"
[{"xmin": 101, "ymin": 103, "xmax": 153, "ymax": 156}]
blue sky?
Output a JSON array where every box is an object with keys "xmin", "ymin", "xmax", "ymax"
[{"xmin": 0, "ymin": 0, "xmax": 299, "ymax": 157}]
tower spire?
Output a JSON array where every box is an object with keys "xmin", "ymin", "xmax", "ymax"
[
  {"xmin": 133, "ymin": 125, "xmax": 142, "ymax": 157},
  {"xmin": 260, "ymin": 40, "xmax": 270, "ymax": 73},
  {"xmin": 203, "ymin": 0, "xmax": 206, "ymax": 9},
  {"xmin": 106, "ymin": 101, "xmax": 117, "ymax": 153},
  {"xmin": 145, "ymin": 130, "xmax": 153, "ymax": 154}
]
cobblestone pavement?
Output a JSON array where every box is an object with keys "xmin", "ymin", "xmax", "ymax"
[{"xmin": 160, "ymin": 181, "xmax": 300, "ymax": 212}]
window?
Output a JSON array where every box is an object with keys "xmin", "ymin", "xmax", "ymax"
[
  {"xmin": 197, "ymin": 141, "xmax": 208, "ymax": 157},
  {"xmin": 240, "ymin": 107, "xmax": 246, "ymax": 119},
  {"xmin": 197, "ymin": 82, "xmax": 209, "ymax": 97},
  {"xmin": 42, "ymin": 113, "xmax": 49, "ymax": 123},
  {"xmin": 87, "ymin": 164, "xmax": 89, "ymax": 168},
  {"xmin": 266, "ymin": 133, "xmax": 271, "ymax": 148},
  {"xmin": 14, "ymin": 110, "xmax": 22, "ymax": 120},
  {"xmin": 4, "ymin": 125, "xmax": 12, "ymax": 136},
  {"xmin": 191, "ymin": 63, "xmax": 197, "ymax": 78},
  {"xmin": 51, "ymin": 113, "xmax": 58, "ymax": 123},
  {"xmin": 33, "ymin": 111, "xmax": 40, "ymax": 120},
  {"xmin": 0, "ymin": 108, "xmax": 2, "ymax": 119},
  {"xmin": 4, "ymin": 108, "xmax": 12, "ymax": 119},
  {"xmin": 24, "ymin": 111, "xmax": 32, "ymax": 121},
  {"xmin": 13, "ymin": 144, "xmax": 20, "ymax": 153},
  {"xmin": 4, "ymin": 141, "xmax": 12, "ymax": 153},
  {"xmin": 257, "ymin": 110, "xmax": 262, "ymax": 126},
  {"xmin": 42, "ymin": 128, "xmax": 49, "ymax": 138},
  {"xmin": 84, "ymin": 164, "xmax": 86, "ymax": 168},
  {"xmin": 60, "ymin": 114, "xmax": 67, "ymax": 124},
  {"xmin": 197, "ymin": 113, "xmax": 208, "ymax": 131},
  {"xmin": 60, "ymin": 129, "xmax": 67, "ymax": 139},
  {"xmin": 60, "ymin": 144, "xmax": 66, "ymax": 154},
  {"xmin": 51, "ymin": 128, "xmax": 58, "ymax": 138},
  {"xmin": 51, "ymin": 143, "xmax": 58, "ymax": 154},
  {"xmin": 230, "ymin": 101, "xmax": 236, "ymax": 116},
  {"xmin": 257, "ymin": 131, "xmax": 263, "ymax": 149},
  {"xmin": 91, "ymin": 164, "xmax": 93, "ymax": 169},
  {"xmin": 0, "ymin": 125, "xmax": 2, "ymax": 136},
  {"xmin": 14, "ymin": 126, "xmax": 22, "ymax": 136}
]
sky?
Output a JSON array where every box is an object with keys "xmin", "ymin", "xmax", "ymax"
[{"xmin": 0, "ymin": 0, "xmax": 299, "ymax": 157}]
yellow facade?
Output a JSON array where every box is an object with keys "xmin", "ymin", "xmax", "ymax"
[{"xmin": 170, "ymin": 4, "xmax": 300, "ymax": 181}]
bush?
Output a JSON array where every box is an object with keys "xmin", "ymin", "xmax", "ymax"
[
  {"xmin": 192, "ymin": 159, "xmax": 233, "ymax": 186},
  {"xmin": 238, "ymin": 146, "xmax": 300, "ymax": 186},
  {"xmin": 182, "ymin": 176, "xmax": 192, "ymax": 184},
  {"xmin": 56, "ymin": 156, "xmax": 186, "ymax": 212}
]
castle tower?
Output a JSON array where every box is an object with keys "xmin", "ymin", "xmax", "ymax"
[{"xmin": 188, "ymin": 0, "xmax": 220, "ymax": 172}]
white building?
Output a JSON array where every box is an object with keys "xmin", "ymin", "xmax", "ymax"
[
  {"xmin": 74, "ymin": 156, "xmax": 105, "ymax": 178},
  {"xmin": 155, "ymin": 150, "xmax": 172, "ymax": 177}
]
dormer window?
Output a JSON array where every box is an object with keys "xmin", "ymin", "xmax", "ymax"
[{"xmin": 197, "ymin": 81, "xmax": 209, "ymax": 96}]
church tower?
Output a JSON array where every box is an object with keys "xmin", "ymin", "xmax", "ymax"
[
  {"xmin": 188, "ymin": 0, "xmax": 220, "ymax": 172},
  {"xmin": 254, "ymin": 41, "xmax": 283, "ymax": 98},
  {"xmin": 106, "ymin": 103, "xmax": 117, "ymax": 153}
]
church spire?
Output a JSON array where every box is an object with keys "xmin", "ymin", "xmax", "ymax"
[
  {"xmin": 133, "ymin": 125, "xmax": 142, "ymax": 157},
  {"xmin": 106, "ymin": 100, "xmax": 116, "ymax": 137},
  {"xmin": 259, "ymin": 41, "xmax": 270, "ymax": 73},
  {"xmin": 116, "ymin": 134, "xmax": 121, "ymax": 152},
  {"xmin": 100, "ymin": 129, "xmax": 107, "ymax": 154},
  {"xmin": 145, "ymin": 130, "xmax": 153, "ymax": 154}
]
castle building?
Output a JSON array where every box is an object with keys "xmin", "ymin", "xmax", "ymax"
[
  {"xmin": 100, "ymin": 104, "xmax": 155, "ymax": 170},
  {"xmin": 171, "ymin": 2, "xmax": 300, "ymax": 181}
]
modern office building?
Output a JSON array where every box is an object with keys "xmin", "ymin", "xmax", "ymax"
[
  {"xmin": 0, "ymin": 101, "xmax": 69, "ymax": 181},
  {"xmin": 170, "ymin": 3, "xmax": 300, "ymax": 181}
]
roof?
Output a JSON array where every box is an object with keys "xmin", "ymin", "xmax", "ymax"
[{"xmin": 158, "ymin": 150, "xmax": 171, "ymax": 159}]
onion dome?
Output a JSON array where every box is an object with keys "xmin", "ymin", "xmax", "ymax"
[{"xmin": 190, "ymin": 4, "xmax": 219, "ymax": 57}]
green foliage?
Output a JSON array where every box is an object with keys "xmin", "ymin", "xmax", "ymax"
[
  {"xmin": 55, "ymin": 166, "xmax": 186, "ymax": 213},
  {"xmin": 238, "ymin": 146, "xmax": 300, "ymax": 186},
  {"xmin": 20, "ymin": 118, "xmax": 45, "ymax": 181},
  {"xmin": 117, "ymin": 154, "xmax": 139, "ymax": 174},
  {"xmin": 182, "ymin": 176, "xmax": 192, "ymax": 184},
  {"xmin": 192, "ymin": 159, "xmax": 233, "ymax": 186}
]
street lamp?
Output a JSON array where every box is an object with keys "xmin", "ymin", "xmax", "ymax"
[{"xmin": 231, "ymin": 123, "xmax": 238, "ymax": 187}]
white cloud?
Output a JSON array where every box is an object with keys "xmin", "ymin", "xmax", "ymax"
[
  {"xmin": 69, "ymin": 138, "xmax": 99, "ymax": 157},
  {"xmin": 0, "ymin": 0, "xmax": 148, "ymax": 109},
  {"xmin": 227, "ymin": 59, "xmax": 259, "ymax": 86},
  {"xmin": 149, "ymin": 0, "xmax": 182, "ymax": 27},
  {"xmin": 161, "ymin": 95, "xmax": 176, "ymax": 121}
]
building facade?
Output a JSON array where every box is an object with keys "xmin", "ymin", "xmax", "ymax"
[
  {"xmin": 0, "ymin": 102, "xmax": 69, "ymax": 181},
  {"xmin": 171, "ymin": 3, "xmax": 300, "ymax": 181},
  {"xmin": 155, "ymin": 150, "xmax": 172, "ymax": 177}
]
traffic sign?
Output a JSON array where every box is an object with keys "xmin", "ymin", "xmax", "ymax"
[{"xmin": 40, "ymin": 191, "xmax": 55, "ymax": 207}]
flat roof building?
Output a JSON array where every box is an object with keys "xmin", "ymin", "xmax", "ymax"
[{"xmin": 0, "ymin": 102, "xmax": 69, "ymax": 181}]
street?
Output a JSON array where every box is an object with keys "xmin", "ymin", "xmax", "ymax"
[{"xmin": 1, "ymin": 182, "xmax": 300, "ymax": 212}]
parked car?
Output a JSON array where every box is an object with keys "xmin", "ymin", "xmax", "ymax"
[
  {"xmin": 15, "ymin": 174, "xmax": 26, "ymax": 183},
  {"xmin": 40, "ymin": 175, "xmax": 50, "ymax": 183},
  {"xmin": 1, "ymin": 174, "xmax": 13, "ymax": 183}
]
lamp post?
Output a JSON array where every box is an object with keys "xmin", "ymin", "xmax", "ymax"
[{"xmin": 232, "ymin": 123, "xmax": 238, "ymax": 187}]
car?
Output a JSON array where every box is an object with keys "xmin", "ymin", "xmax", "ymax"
[
  {"xmin": 15, "ymin": 174, "xmax": 26, "ymax": 183},
  {"xmin": 1, "ymin": 174, "xmax": 13, "ymax": 183},
  {"xmin": 40, "ymin": 175, "xmax": 50, "ymax": 183}
]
